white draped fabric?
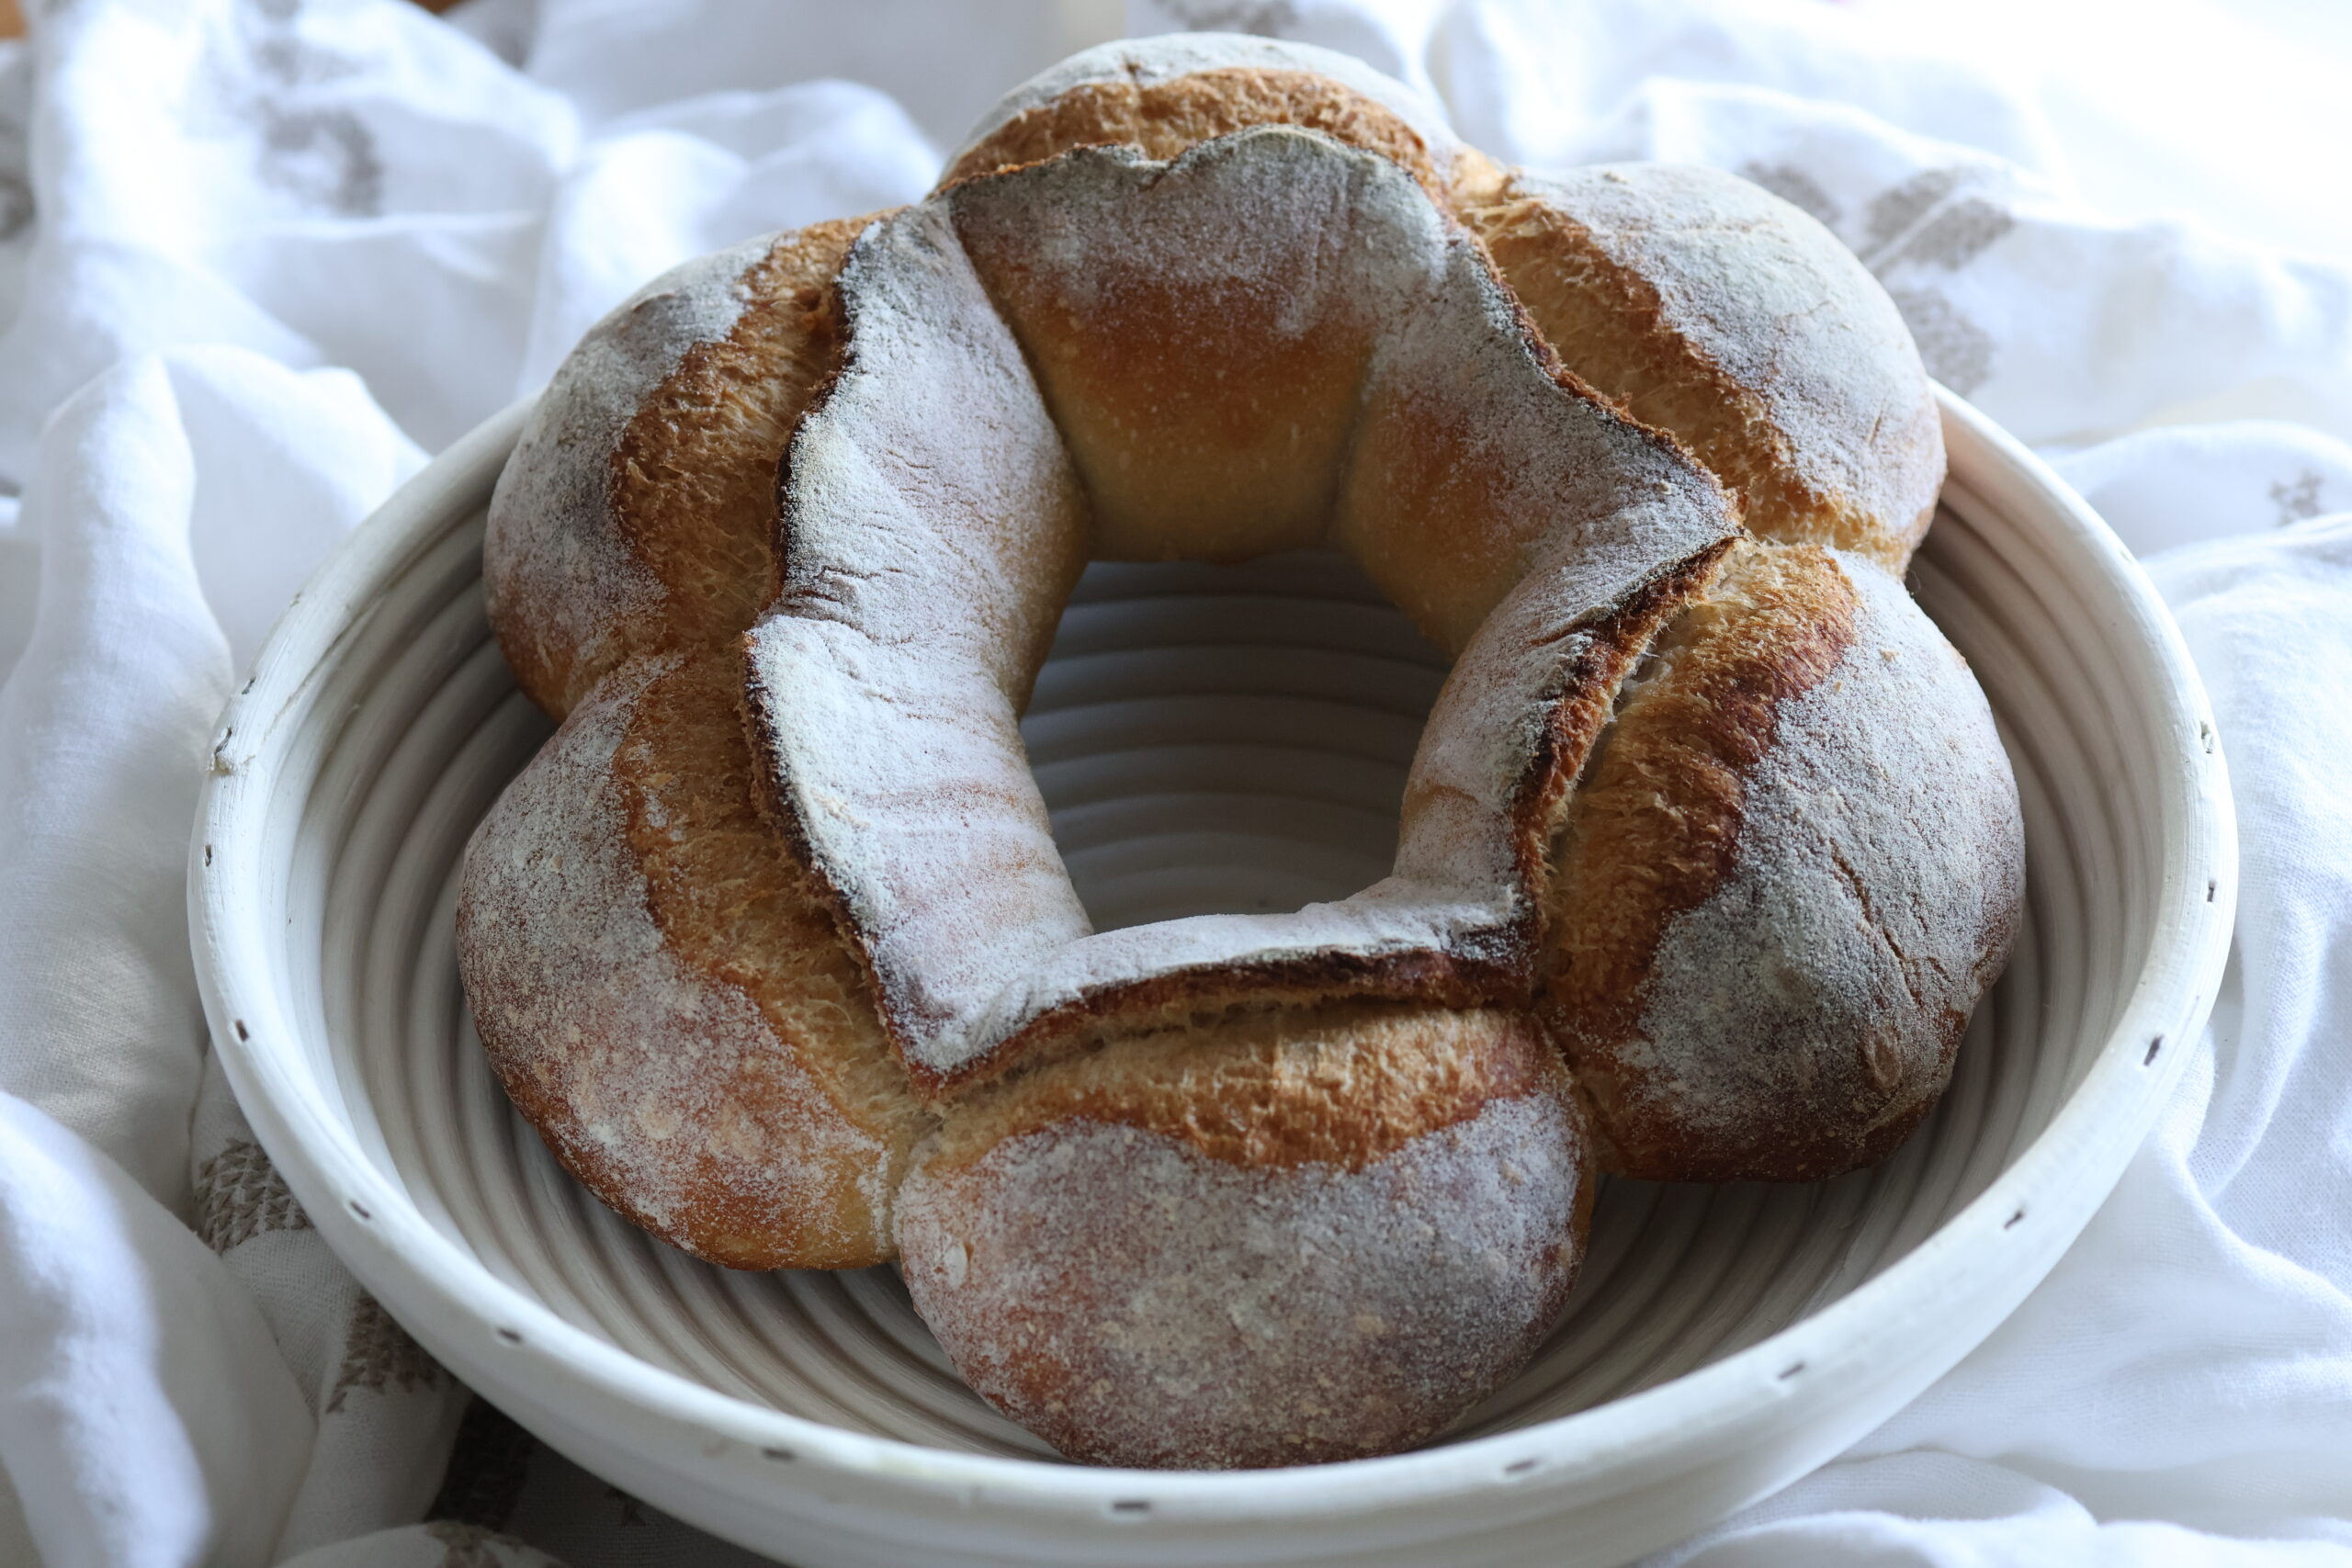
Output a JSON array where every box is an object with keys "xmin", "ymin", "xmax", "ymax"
[{"xmin": 1, "ymin": 0, "xmax": 2347, "ymax": 1562}]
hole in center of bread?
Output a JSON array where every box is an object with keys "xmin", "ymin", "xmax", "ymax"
[{"xmin": 1019, "ymin": 548, "xmax": 1449, "ymax": 933}]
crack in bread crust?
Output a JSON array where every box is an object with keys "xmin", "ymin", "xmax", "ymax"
[
  {"xmin": 603, "ymin": 220, "xmax": 864, "ymax": 657},
  {"xmin": 458, "ymin": 655, "xmax": 925, "ymax": 1270},
  {"xmin": 1466, "ymin": 169, "xmax": 1943, "ymax": 572},
  {"xmin": 485, "ymin": 216, "xmax": 868, "ymax": 718},
  {"xmin": 1545, "ymin": 543, "xmax": 1861, "ymax": 1031},
  {"xmin": 896, "ymin": 1024, "xmax": 1594, "ymax": 1468},
  {"xmin": 926, "ymin": 1004, "xmax": 1563, "ymax": 1175},
  {"xmin": 1543, "ymin": 542, "xmax": 2019, "ymax": 1181}
]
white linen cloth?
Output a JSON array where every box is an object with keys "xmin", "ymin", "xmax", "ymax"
[{"xmin": 0, "ymin": 0, "xmax": 2348, "ymax": 1562}]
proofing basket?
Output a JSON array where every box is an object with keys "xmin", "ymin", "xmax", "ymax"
[{"xmin": 191, "ymin": 388, "xmax": 2235, "ymax": 1567}]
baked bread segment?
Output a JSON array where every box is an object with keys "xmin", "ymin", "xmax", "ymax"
[
  {"xmin": 1464, "ymin": 167, "xmax": 1943, "ymax": 570},
  {"xmin": 485, "ymin": 218, "xmax": 866, "ymax": 718},
  {"xmin": 944, "ymin": 34, "xmax": 1492, "ymax": 201},
  {"xmin": 1542, "ymin": 543, "xmax": 2022, "ymax": 1180},
  {"xmin": 457, "ymin": 651, "xmax": 923, "ymax": 1269},
  {"xmin": 896, "ymin": 1005, "xmax": 1591, "ymax": 1469},
  {"xmin": 748, "ymin": 130, "xmax": 1737, "ymax": 1090}
]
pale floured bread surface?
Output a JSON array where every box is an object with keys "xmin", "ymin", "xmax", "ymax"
[
  {"xmin": 456, "ymin": 652, "xmax": 924, "ymax": 1269},
  {"xmin": 1464, "ymin": 166, "xmax": 1943, "ymax": 570},
  {"xmin": 897, "ymin": 1005, "xmax": 1590, "ymax": 1468},
  {"xmin": 1542, "ymin": 542, "xmax": 2021, "ymax": 1180},
  {"xmin": 485, "ymin": 217, "xmax": 866, "ymax": 716}
]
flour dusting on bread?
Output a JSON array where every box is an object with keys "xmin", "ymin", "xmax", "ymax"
[{"xmin": 899, "ymin": 1089, "xmax": 1587, "ymax": 1468}]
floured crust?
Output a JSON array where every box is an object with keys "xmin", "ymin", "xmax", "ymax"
[
  {"xmin": 950, "ymin": 66, "xmax": 1451, "ymax": 200},
  {"xmin": 485, "ymin": 217, "xmax": 869, "ymax": 716},
  {"xmin": 897, "ymin": 1007, "xmax": 1591, "ymax": 1468},
  {"xmin": 1543, "ymin": 543, "xmax": 2021, "ymax": 1180},
  {"xmin": 927, "ymin": 1003, "xmax": 1563, "ymax": 1173},
  {"xmin": 467, "ymin": 215, "xmax": 925, "ymax": 1270},
  {"xmin": 456, "ymin": 654, "xmax": 924, "ymax": 1269},
  {"xmin": 1464, "ymin": 167, "xmax": 1943, "ymax": 571},
  {"xmin": 950, "ymin": 47, "xmax": 1941, "ymax": 576}
]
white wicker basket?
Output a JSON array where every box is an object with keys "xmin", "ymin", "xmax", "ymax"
[{"xmin": 191, "ymin": 388, "xmax": 2234, "ymax": 1567}]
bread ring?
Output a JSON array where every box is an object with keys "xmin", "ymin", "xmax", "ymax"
[{"xmin": 458, "ymin": 35, "xmax": 2022, "ymax": 1468}]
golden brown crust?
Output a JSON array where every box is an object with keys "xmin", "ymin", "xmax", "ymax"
[
  {"xmin": 1503, "ymin": 542, "xmax": 1737, "ymax": 892},
  {"xmin": 946, "ymin": 61, "xmax": 1938, "ymax": 582},
  {"xmin": 930, "ymin": 1004, "xmax": 1556, "ymax": 1174},
  {"xmin": 1544, "ymin": 540, "xmax": 1862, "ymax": 1180},
  {"xmin": 1472, "ymin": 197, "xmax": 1851, "ymax": 549},
  {"xmin": 922, "ymin": 947, "xmax": 1529, "ymax": 1100},
  {"xmin": 602, "ymin": 220, "xmax": 861, "ymax": 655},
  {"xmin": 945, "ymin": 67, "xmax": 1445, "ymax": 198},
  {"xmin": 458, "ymin": 653, "xmax": 923, "ymax": 1270},
  {"xmin": 620, "ymin": 659, "xmax": 926, "ymax": 1197},
  {"xmin": 947, "ymin": 158, "xmax": 1372, "ymax": 563},
  {"xmin": 470, "ymin": 217, "xmax": 924, "ymax": 1268},
  {"xmin": 1544, "ymin": 541, "xmax": 1860, "ymax": 1060},
  {"xmin": 1542, "ymin": 543, "xmax": 2018, "ymax": 1181},
  {"xmin": 1464, "ymin": 169, "xmax": 1943, "ymax": 572},
  {"xmin": 486, "ymin": 217, "xmax": 866, "ymax": 717}
]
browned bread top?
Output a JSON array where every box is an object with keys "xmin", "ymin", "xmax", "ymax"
[
  {"xmin": 949, "ymin": 37, "xmax": 1942, "ymax": 573},
  {"xmin": 896, "ymin": 1006, "xmax": 1591, "ymax": 1469},
  {"xmin": 1544, "ymin": 541, "xmax": 2020, "ymax": 1179},
  {"xmin": 942, "ymin": 33, "xmax": 1488, "ymax": 200}
]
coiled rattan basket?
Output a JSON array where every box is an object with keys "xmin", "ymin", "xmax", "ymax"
[{"xmin": 192, "ymin": 388, "xmax": 2233, "ymax": 1566}]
